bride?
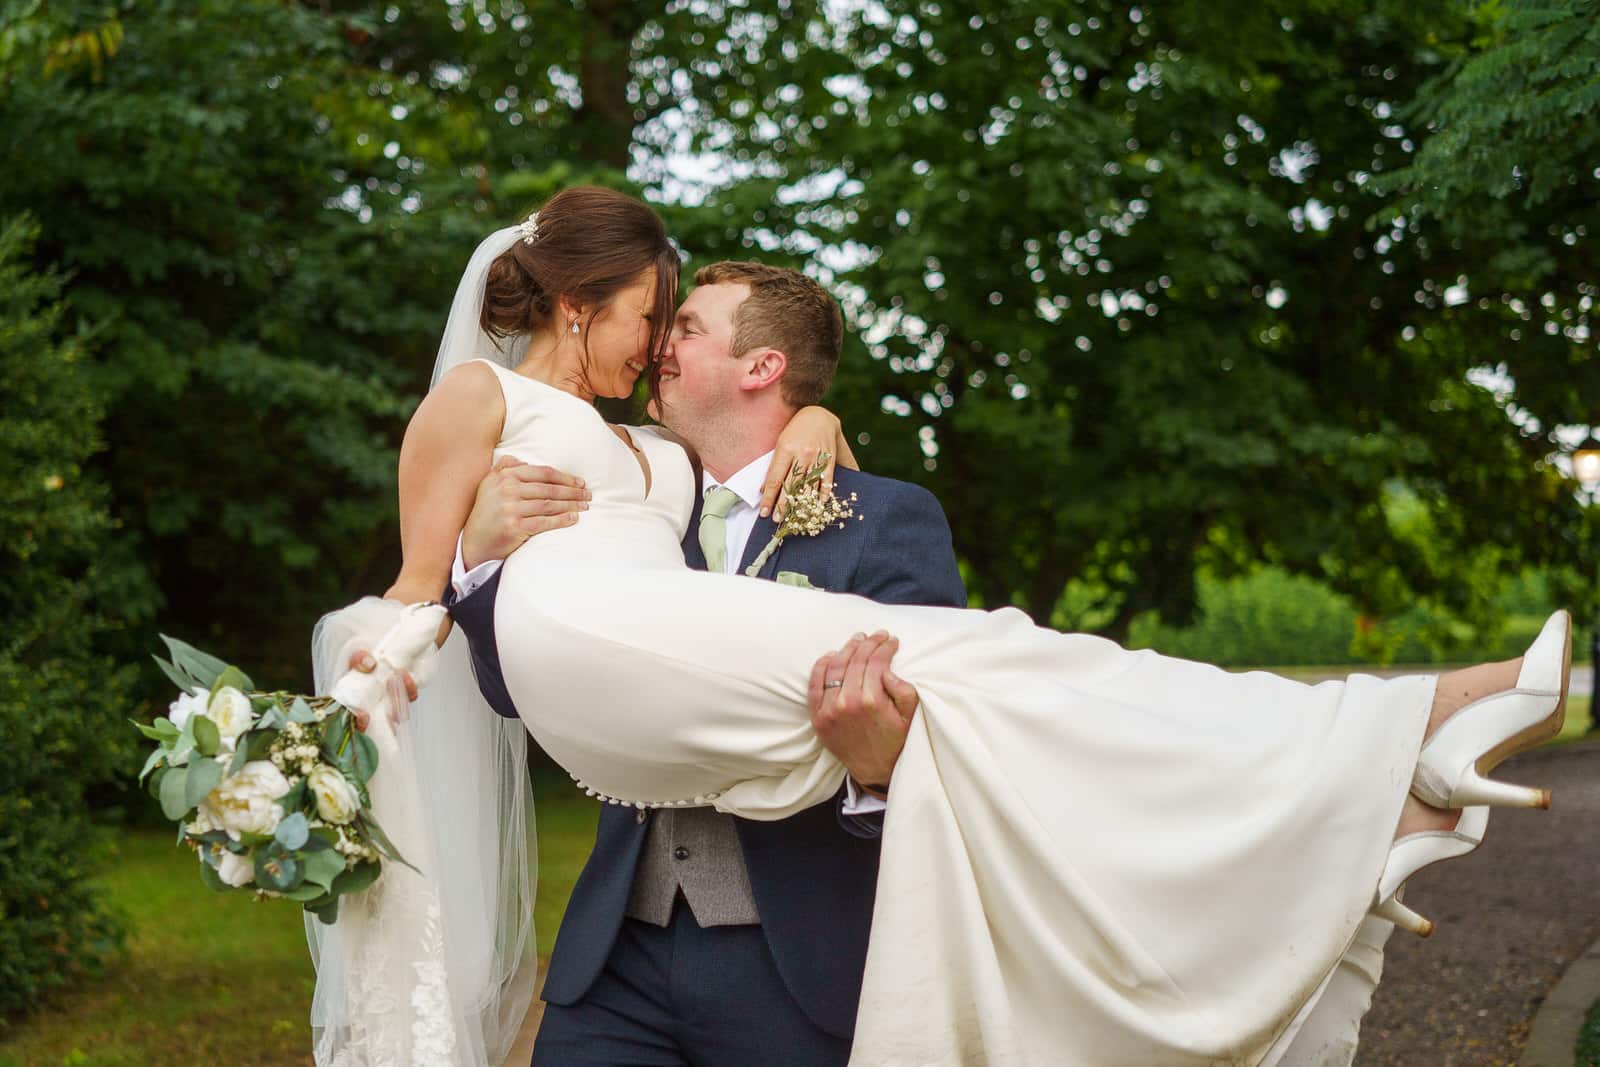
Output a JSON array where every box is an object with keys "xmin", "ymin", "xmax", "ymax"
[{"xmin": 310, "ymin": 186, "xmax": 1570, "ymax": 1066}]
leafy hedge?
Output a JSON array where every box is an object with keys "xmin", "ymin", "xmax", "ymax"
[
  {"xmin": 0, "ymin": 216, "xmax": 134, "ymax": 1021},
  {"xmin": 1128, "ymin": 565, "xmax": 1556, "ymax": 667}
]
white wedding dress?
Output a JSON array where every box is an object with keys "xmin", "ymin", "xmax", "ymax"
[
  {"xmin": 305, "ymin": 225, "xmax": 1430, "ymax": 1067},
  {"xmin": 469, "ymin": 358, "xmax": 1430, "ymax": 1066}
]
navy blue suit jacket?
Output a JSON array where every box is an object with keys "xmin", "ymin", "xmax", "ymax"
[{"xmin": 447, "ymin": 464, "xmax": 966, "ymax": 1040}]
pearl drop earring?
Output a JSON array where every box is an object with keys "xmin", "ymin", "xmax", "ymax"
[{"xmin": 570, "ymin": 320, "xmax": 579, "ymax": 334}]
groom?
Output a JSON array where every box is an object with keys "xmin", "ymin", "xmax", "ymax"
[{"xmin": 446, "ymin": 261, "xmax": 966, "ymax": 1065}]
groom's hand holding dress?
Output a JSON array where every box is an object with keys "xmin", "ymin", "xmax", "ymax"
[{"xmin": 809, "ymin": 632, "xmax": 920, "ymax": 798}]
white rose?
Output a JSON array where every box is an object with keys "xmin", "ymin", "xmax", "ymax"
[
  {"xmin": 206, "ymin": 686, "xmax": 256, "ymax": 740},
  {"xmin": 215, "ymin": 849, "xmax": 256, "ymax": 887},
  {"xmin": 198, "ymin": 760, "xmax": 291, "ymax": 840},
  {"xmin": 308, "ymin": 765, "xmax": 361, "ymax": 825},
  {"xmin": 167, "ymin": 687, "xmax": 209, "ymax": 731}
]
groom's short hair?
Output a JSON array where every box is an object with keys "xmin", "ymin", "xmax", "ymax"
[{"xmin": 693, "ymin": 261, "xmax": 842, "ymax": 408}]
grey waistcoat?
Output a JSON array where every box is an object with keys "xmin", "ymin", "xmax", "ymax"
[{"xmin": 625, "ymin": 806, "xmax": 761, "ymax": 926}]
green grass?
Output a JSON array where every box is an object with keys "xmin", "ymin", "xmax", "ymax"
[
  {"xmin": 0, "ymin": 772, "xmax": 599, "ymax": 1067},
  {"xmin": 1557, "ymin": 695, "xmax": 1594, "ymax": 744},
  {"xmin": 1577, "ymin": 995, "xmax": 1600, "ymax": 1066}
]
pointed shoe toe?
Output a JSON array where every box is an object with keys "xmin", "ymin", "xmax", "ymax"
[{"xmin": 1411, "ymin": 610, "xmax": 1570, "ymax": 810}]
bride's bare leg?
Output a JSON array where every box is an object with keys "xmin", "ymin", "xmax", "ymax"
[
  {"xmin": 1390, "ymin": 657, "xmax": 1523, "ymax": 842},
  {"xmin": 1393, "ymin": 794, "xmax": 1458, "ymax": 838},
  {"xmin": 1426, "ymin": 658, "xmax": 1524, "ymax": 742}
]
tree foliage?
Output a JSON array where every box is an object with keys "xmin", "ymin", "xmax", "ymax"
[
  {"xmin": 1, "ymin": 0, "xmax": 1592, "ymax": 704},
  {"xmin": 0, "ymin": 215, "xmax": 131, "ymax": 1021},
  {"xmin": 645, "ymin": 0, "xmax": 1592, "ymax": 637}
]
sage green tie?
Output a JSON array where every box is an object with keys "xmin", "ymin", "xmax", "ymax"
[{"xmin": 697, "ymin": 486, "xmax": 742, "ymax": 574}]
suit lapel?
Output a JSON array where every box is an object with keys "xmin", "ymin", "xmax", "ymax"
[{"xmin": 682, "ymin": 492, "xmax": 708, "ymax": 570}]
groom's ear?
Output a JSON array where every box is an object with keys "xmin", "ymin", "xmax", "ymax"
[{"xmin": 739, "ymin": 347, "xmax": 788, "ymax": 393}]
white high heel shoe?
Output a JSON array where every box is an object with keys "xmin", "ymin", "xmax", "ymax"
[
  {"xmin": 1372, "ymin": 805, "xmax": 1490, "ymax": 937},
  {"xmin": 1411, "ymin": 609, "xmax": 1572, "ymax": 810}
]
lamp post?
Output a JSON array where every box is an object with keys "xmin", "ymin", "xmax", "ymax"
[{"xmin": 1575, "ymin": 436, "xmax": 1600, "ymax": 731}]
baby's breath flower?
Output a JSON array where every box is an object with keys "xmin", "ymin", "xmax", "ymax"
[{"xmin": 744, "ymin": 453, "xmax": 860, "ymax": 576}]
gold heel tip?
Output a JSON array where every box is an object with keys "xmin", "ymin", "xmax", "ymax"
[
  {"xmin": 1417, "ymin": 918, "xmax": 1436, "ymax": 938},
  {"xmin": 1539, "ymin": 789, "xmax": 1553, "ymax": 810}
]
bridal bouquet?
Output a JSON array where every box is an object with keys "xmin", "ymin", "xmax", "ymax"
[{"xmin": 133, "ymin": 636, "xmax": 413, "ymax": 924}]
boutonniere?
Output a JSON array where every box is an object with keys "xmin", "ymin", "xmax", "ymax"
[{"xmin": 744, "ymin": 453, "xmax": 860, "ymax": 576}]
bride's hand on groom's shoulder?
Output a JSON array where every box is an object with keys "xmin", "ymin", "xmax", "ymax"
[
  {"xmin": 808, "ymin": 631, "xmax": 920, "ymax": 796},
  {"xmin": 462, "ymin": 456, "xmax": 592, "ymax": 568}
]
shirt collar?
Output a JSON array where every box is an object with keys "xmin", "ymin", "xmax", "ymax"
[{"xmin": 703, "ymin": 451, "xmax": 774, "ymax": 511}]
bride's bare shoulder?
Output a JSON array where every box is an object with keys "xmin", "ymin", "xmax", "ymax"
[
  {"xmin": 410, "ymin": 362, "xmax": 505, "ymax": 431},
  {"xmin": 433, "ymin": 360, "xmax": 504, "ymax": 401}
]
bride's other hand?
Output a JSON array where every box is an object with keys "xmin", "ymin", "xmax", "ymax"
[
  {"xmin": 344, "ymin": 650, "xmax": 417, "ymax": 732},
  {"xmin": 760, "ymin": 405, "xmax": 860, "ymax": 521},
  {"xmin": 808, "ymin": 631, "xmax": 919, "ymax": 797},
  {"xmin": 462, "ymin": 455, "xmax": 591, "ymax": 569}
]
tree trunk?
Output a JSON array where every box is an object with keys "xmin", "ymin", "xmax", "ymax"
[{"xmin": 576, "ymin": 0, "xmax": 647, "ymax": 168}]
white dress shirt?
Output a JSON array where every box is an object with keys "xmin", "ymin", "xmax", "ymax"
[{"xmin": 450, "ymin": 449, "xmax": 885, "ymax": 814}]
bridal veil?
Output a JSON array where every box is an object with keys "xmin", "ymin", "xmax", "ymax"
[{"xmin": 305, "ymin": 226, "xmax": 538, "ymax": 1066}]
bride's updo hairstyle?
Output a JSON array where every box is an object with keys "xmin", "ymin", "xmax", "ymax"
[{"xmin": 480, "ymin": 185, "xmax": 679, "ymax": 371}]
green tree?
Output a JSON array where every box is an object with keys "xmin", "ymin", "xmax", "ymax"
[
  {"xmin": 647, "ymin": 0, "xmax": 1589, "ymax": 639},
  {"xmin": 0, "ymin": 0, "xmax": 504, "ymax": 680},
  {"xmin": 0, "ymin": 214, "xmax": 131, "ymax": 1021}
]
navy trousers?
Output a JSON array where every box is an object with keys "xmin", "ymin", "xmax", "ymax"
[{"xmin": 532, "ymin": 906, "xmax": 852, "ymax": 1067}]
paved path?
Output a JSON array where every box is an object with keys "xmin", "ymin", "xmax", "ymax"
[{"xmin": 1356, "ymin": 739, "xmax": 1600, "ymax": 1066}]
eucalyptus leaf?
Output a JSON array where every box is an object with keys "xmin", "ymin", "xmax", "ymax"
[
  {"xmin": 161, "ymin": 635, "xmax": 231, "ymax": 690},
  {"xmin": 254, "ymin": 848, "xmax": 301, "ymax": 892},
  {"xmin": 159, "ymin": 766, "xmax": 191, "ymax": 820},
  {"xmin": 131, "ymin": 718, "xmax": 179, "ymax": 743},
  {"xmin": 301, "ymin": 847, "xmax": 347, "ymax": 891},
  {"xmin": 151, "ymin": 653, "xmax": 197, "ymax": 693},
  {"xmin": 191, "ymin": 715, "xmax": 220, "ymax": 757},
  {"xmin": 331, "ymin": 861, "xmax": 381, "ymax": 897},
  {"xmin": 359, "ymin": 817, "xmax": 417, "ymax": 873},
  {"xmin": 279, "ymin": 881, "xmax": 331, "ymax": 902},
  {"xmin": 168, "ymin": 715, "xmax": 197, "ymax": 767},
  {"xmin": 350, "ymin": 730, "xmax": 378, "ymax": 786},
  {"xmin": 281, "ymin": 778, "xmax": 308, "ymax": 815},
  {"xmin": 197, "ymin": 857, "xmax": 227, "ymax": 892},
  {"xmin": 275, "ymin": 811, "xmax": 310, "ymax": 850},
  {"xmin": 184, "ymin": 757, "xmax": 225, "ymax": 810},
  {"xmin": 228, "ymin": 737, "xmax": 251, "ymax": 776},
  {"xmin": 213, "ymin": 664, "xmax": 255, "ymax": 693},
  {"xmin": 147, "ymin": 765, "xmax": 169, "ymax": 799},
  {"xmin": 256, "ymin": 704, "xmax": 289, "ymax": 731},
  {"xmin": 245, "ymin": 730, "xmax": 276, "ymax": 760},
  {"xmin": 138, "ymin": 746, "xmax": 165, "ymax": 784},
  {"xmin": 323, "ymin": 710, "xmax": 351, "ymax": 763},
  {"xmin": 312, "ymin": 898, "xmax": 341, "ymax": 926},
  {"xmin": 288, "ymin": 697, "xmax": 318, "ymax": 724}
]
